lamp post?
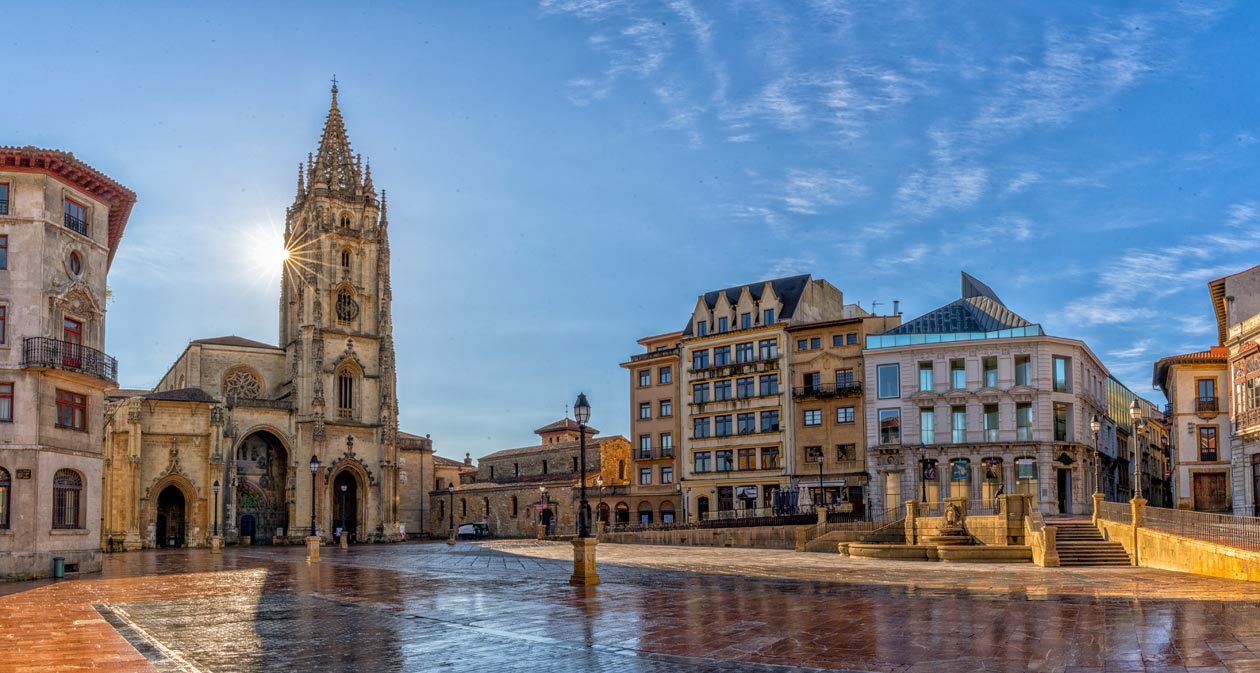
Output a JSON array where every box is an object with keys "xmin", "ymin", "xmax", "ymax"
[
  {"xmin": 447, "ymin": 483, "xmax": 455, "ymax": 545},
  {"xmin": 306, "ymin": 455, "xmax": 321, "ymax": 563},
  {"xmin": 339, "ymin": 482, "xmax": 348, "ymax": 536},
  {"xmin": 595, "ymin": 475, "xmax": 604, "ymax": 530},
  {"xmin": 676, "ymin": 482, "xmax": 685, "ymax": 523},
  {"xmin": 1129, "ymin": 399, "xmax": 1143, "ymax": 501},
  {"xmin": 816, "ymin": 450, "xmax": 826, "ymax": 512},
  {"xmin": 1090, "ymin": 415, "xmax": 1102, "ymax": 496},
  {"xmin": 570, "ymin": 393, "xmax": 599, "ymax": 586},
  {"xmin": 212, "ymin": 480, "xmax": 221, "ymax": 536}
]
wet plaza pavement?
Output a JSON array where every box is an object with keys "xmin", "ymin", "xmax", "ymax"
[{"xmin": 6, "ymin": 541, "xmax": 1260, "ymax": 672}]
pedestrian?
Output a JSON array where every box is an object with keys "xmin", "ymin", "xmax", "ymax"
[{"xmin": 399, "ymin": 522, "xmax": 406, "ymax": 541}]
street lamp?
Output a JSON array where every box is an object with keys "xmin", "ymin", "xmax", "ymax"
[
  {"xmin": 815, "ymin": 449, "xmax": 826, "ymax": 512},
  {"xmin": 675, "ymin": 482, "xmax": 685, "ymax": 523},
  {"xmin": 574, "ymin": 393, "xmax": 592, "ymax": 538},
  {"xmin": 1129, "ymin": 399, "xmax": 1143, "ymax": 501},
  {"xmin": 596, "ymin": 475, "xmax": 604, "ymax": 529},
  {"xmin": 212, "ymin": 480, "xmax": 220, "ymax": 537},
  {"xmin": 340, "ymin": 482, "xmax": 348, "ymax": 537},
  {"xmin": 1090, "ymin": 415, "xmax": 1102, "ymax": 496},
  {"xmin": 447, "ymin": 483, "xmax": 455, "ymax": 536},
  {"xmin": 308, "ymin": 454, "xmax": 320, "ymax": 538}
]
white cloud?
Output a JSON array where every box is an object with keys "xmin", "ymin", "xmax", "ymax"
[
  {"xmin": 1109, "ymin": 338, "xmax": 1154, "ymax": 359},
  {"xmin": 1005, "ymin": 171, "xmax": 1041, "ymax": 194},
  {"xmin": 767, "ymin": 255, "xmax": 816, "ymax": 278},
  {"xmin": 1226, "ymin": 201, "xmax": 1259, "ymax": 228},
  {"xmin": 779, "ymin": 169, "xmax": 867, "ymax": 214},
  {"xmin": 895, "ymin": 166, "xmax": 988, "ymax": 217}
]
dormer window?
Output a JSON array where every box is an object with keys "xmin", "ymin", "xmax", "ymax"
[
  {"xmin": 697, "ymin": 320, "xmax": 708, "ymax": 336},
  {"xmin": 718, "ymin": 317, "xmax": 728, "ymax": 333},
  {"xmin": 63, "ymin": 198, "xmax": 88, "ymax": 236}
]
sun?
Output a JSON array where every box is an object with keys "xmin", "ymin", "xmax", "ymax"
[{"xmin": 240, "ymin": 223, "xmax": 292, "ymax": 281}]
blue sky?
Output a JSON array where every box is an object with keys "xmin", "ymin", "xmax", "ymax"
[{"xmin": 8, "ymin": 1, "xmax": 1259, "ymax": 458}]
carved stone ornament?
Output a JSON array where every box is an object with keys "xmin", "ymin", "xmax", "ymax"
[{"xmin": 223, "ymin": 367, "xmax": 261, "ymax": 402}]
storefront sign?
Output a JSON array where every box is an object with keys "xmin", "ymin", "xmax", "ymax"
[{"xmin": 736, "ymin": 485, "xmax": 758, "ymax": 500}]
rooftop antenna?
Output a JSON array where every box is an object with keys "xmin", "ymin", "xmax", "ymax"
[
  {"xmin": 564, "ymin": 403, "xmax": 569, "ymax": 419},
  {"xmin": 870, "ymin": 301, "xmax": 882, "ymax": 313}
]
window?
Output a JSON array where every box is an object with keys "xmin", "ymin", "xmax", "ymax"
[
  {"xmin": 639, "ymin": 402, "xmax": 651, "ymax": 420},
  {"xmin": 1199, "ymin": 426, "xmax": 1218, "ymax": 461},
  {"xmin": 0, "ymin": 306, "xmax": 7, "ymax": 345},
  {"xmin": 659, "ymin": 366, "xmax": 671, "ymax": 384},
  {"xmin": 639, "ymin": 435, "xmax": 652, "ymax": 457},
  {"xmin": 983, "ymin": 357, "xmax": 998, "ymax": 388},
  {"xmin": 693, "ymin": 383, "xmax": 710, "ymax": 403},
  {"xmin": 639, "ymin": 468, "xmax": 652, "ymax": 485},
  {"xmin": 68, "ymin": 251, "xmax": 82, "ymax": 276},
  {"xmin": 340, "ymin": 248, "xmax": 351, "ymax": 269},
  {"xmin": 919, "ymin": 362, "xmax": 934, "ymax": 391},
  {"xmin": 735, "ymin": 342, "xmax": 754, "ymax": 363},
  {"xmin": 639, "ymin": 369, "xmax": 650, "ymax": 387},
  {"xmin": 877, "ymin": 364, "xmax": 900, "ymax": 399},
  {"xmin": 514, "ymin": 463, "xmax": 519, "ymax": 477},
  {"xmin": 950, "ymin": 359, "xmax": 966, "ymax": 389},
  {"xmin": 736, "ymin": 377, "xmax": 755, "ymax": 398},
  {"xmin": 696, "ymin": 320, "xmax": 708, "ymax": 336},
  {"xmin": 0, "ymin": 183, "xmax": 7, "ymax": 215},
  {"xmin": 836, "ymin": 444, "xmax": 855, "ymax": 461},
  {"xmin": 803, "ymin": 372, "xmax": 821, "ymax": 392},
  {"xmin": 879, "ymin": 409, "xmax": 901, "ymax": 444},
  {"xmin": 836, "ymin": 406, "xmax": 855, "ymax": 424},
  {"xmin": 836, "ymin": 369, "xmax": 854, "ymax": 387},
  {"xmin": 847, "ymin": 333, "xmax": 858, "ymax": 345},
  {"xmin": 806, "ymin": 445, "xmax": 824, "ymax": 463},
  {"xmin": 692, "ymin": 350, "xmax": 710, "ymax": 369},
  {"xmin": 761, "ymin": 448, "xmax": 781, "ymax": 469},
  {"xmin": 490, "ymin": 465, "xmax": 495, "ymax": 480},
  {"xmin": 833, "ymin": 334, "xmax": 844, "ymax": 347},
  {"xmin": 983, "ymin": 403, "xmax": 999, "ymax": 441},
  {"xmin": 951, "ymin": 405, "xmax": 967, "ymax": 443},
  {"xmin": 738, "ymin": 448, "xmax": 756, "ymax": 470},
  {"xmin": 920, "ymin": 408, "xmax": 935, "ymax": 444},
  {"xmin": 542, "ymin": 460, "xmax": 548, "ymax": 474},
  {"xmin": 55, "ymin": 389, "xmax": 86, "ymax": 431},
  {"xmin": 1053, "ymin": 356, "xmax": 1071, "ymax": 392},
  {"xmin": 0, "ymin": 468, "xmax": 8, "ymax": 529},
  {"xmin": 0, "ymin": 235, "xmax": 7, "ymax": 270},
  {"xmin": 740, "ymin": 312, "xmax": 752, "ymax": 329},
  {"xmin": 760, "ymin": 410, "xmax": 779, "ymax": 432},
  {"xmin": 660, "ymin": 399, "xmax": 672, "ymax": 417},
  {"xmin": 337, "ymin": 371, "xmax": 355, "ymax": 417},
  {"xmin": 714, "ymin": 415, "xmax": 732, "ymax": 437},
  {"xmin": 511, "ymin": 496, "xmax": 519, "ymax": 517},
  {"xmin": 694, "ymin": 451, "xmax": 712, "ymax": 473},
  {"xmin": 461, "ymin": 498, "xmax": 467, "ymax": 516},
  {"xmin": 52, "ymin": 469, "xmax": 82, "ymax": 529},
  {"xmin": 763, "ymin": 308, "xmax": 775, "ymax": 325},
  {"xmin": 1016, "ymin": 403, "xmax": 1033, "ymax": 441},
  {"xmin": 810, "ymin": 337, "xmax": 821, "ymax": 350},
  {"xmin": 660, "ymin": 433, "xmax": 673, "ymax": 453},
  {"xmin": 717, "ymin": 317, "xmax": 729, "ymax": 333},
  {"xmin": 63, "ymin": 198, "xmax": 88, "ymax": 236},
  {"xmin": 797, "ymin": 339, "xmax": 809, "ymax": 351},
  {"xmin": 484, "ymin": 497, "xmax": 491, "ymax": 516},
  {"xmin": 758, "ymin": 339, "xmax": 778, "ymax": 360},
  {"xmin": 1014, "ymin": 355, "xmax": 1031, "ymax": 386},
  {"xmin": 714, "ymin": 380, "xmax": 731, "ymax": 401},
  {"xmin": 714, "ymin": 346, "xmax": 730, "ymax": 366},
  {"xmin": 1053, "ymin": 403, "xmax": 1069, "ymax": 442},
  {"xmin": 0, "ymin": 383, "xmax": 10, "ymax": 422},
  {"xmin": 760, "ymin": 374, "xmax": 779, "ymax": 395},
  {"xmin": 715, "ymin": 450, "xmax": 734, "ymax": 471},
  {"xmin": 693, "ymin": 417, "xmax": 711, "ymax": 438},
  {"xmin": 804, "ymin": 409, "xmax": 822, "ymax": 426},
  {"xmin": 737, "ymin": 412, "xmax": 755, "ymax": 434},
  {"xmin": 661, "ymin": 466, "xmax": 674, "ymax": 484},
  {"xmin": 1197, "ymin": 378, "xmax": 1217, "ymax": 411},
  {"xmin": 335, "ymin": 288, "xmax": 358, "ymax": 324}
]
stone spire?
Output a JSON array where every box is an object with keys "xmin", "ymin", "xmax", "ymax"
[
  {"xmin": 311, "ymin": 80, "xmax": 361, "ymax": 197},
  {"xmin": 296, "ymin": 162, "xmax": 305, "ymax": 199},
  {"xmin": 363, "ymin": 159, "xmax": 375, "ymax": 199}
]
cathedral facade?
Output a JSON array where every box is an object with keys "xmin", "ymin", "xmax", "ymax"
[{"xmin": 102, "ymin": 86, "xmax": 422, "ymax": 549}]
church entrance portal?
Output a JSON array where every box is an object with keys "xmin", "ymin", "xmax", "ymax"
[
  {"xmin": 156, "ymin": 485, "xmax": 186, "ymax": 548},
  {"xmin": 236, "ymin": 431, "xmax": 289, "ymax": 544},
  {"xmin": 332, "ymin": 470, "xmax": 359, "ymax": 540}
]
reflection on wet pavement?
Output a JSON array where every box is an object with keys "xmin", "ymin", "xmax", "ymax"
[{"xmin": 4, "ymin": 540, "xmax": 1260, "ymax": 672}]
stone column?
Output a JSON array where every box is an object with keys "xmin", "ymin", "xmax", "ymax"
[
  {"xmin": 1129, "ymin": 497, "xmax": 1146, "ymax": 567},
  {"xmin": 1092, "ymin": 492, "xmax": 1105, "ymax": 526},
  {"xmin": 904, "ymin": 499, "xmax": 918, "ymax": 545}
]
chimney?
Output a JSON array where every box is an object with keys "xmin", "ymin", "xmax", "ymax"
[{"xmin": 892, "ymin": 300, "xmax": 900, "ymax": 316}]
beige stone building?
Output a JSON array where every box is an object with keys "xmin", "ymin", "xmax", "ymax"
[
  {"xmin": 101, "ymin": 86, "xmax": 423, "ymax": 549},
  {"xmin": 430, "ymin": 419, "xmax": 629, "ymax": 536},
  {"xmin": 1210, "ymin": 265, "xmax": 1260, "ymax": 515},
  {"xmin": 0, "ymin": 147, "xmax": 135, "ymax": 579},
  {"xmin": 1154, "ymin": 347, "xmax": 1230, "ymax": 511},
  {"xmin": 620, "ymin": 331, "xmax": 682, "ymax": 525},
  {"xmin": 785, "ymin": 312, "xmax": 899, "ymax": 513},
  {"xmin": 678, "ymin": 275, "xmax": 850, "ymax": 520}
]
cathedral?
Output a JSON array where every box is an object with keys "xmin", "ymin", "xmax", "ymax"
[{"xmin": 102, "ymin": 85, "xmax": 429, "ymax": 549}]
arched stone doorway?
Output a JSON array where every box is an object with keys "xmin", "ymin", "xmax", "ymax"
[
  {"xmin": 332, "ymin": 470, "xmax": 359, "ymax": 540},
  {"xmin": 539, "ymin": 508, "xmax": 554, "ymax": 535},
  {"xmin": 614, "ymin": 501, "xmax": 630, "ymax": 525},
  {"xmin": 597, "ymin": 502, "xmax": 610, "ymax": 524},
  {"xmin": 156, "ymin": 485, "xmax": 186, "ymax": 548},
  {"xmin": 235, "ymin": 430, "xmax": 289, "ymax": 544}
]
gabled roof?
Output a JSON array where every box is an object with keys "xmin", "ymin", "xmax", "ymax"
[
  {"xmin": 681, "ymin": 274, "xmax": 812, "ymax": 337},
  {"xmin": 106, "ymin": 388, "xmax": 150, "ymax": 400},
  {"xmin": 1152, "ymin": 346, "xmax": 1229, "ymax": 394},
  {"xmin": 191, "ymin": 335, "xmax": 279, "ymax": 349},
  {"xmin": 0, "ymin": 146, "xmax": 136, "ymax": 269},
  {"xmin": 1209, "ymin": 264, "xmax": 1260, "ymax": 345},
  {"xmin": 480, "ymin": 435, "xmax": 626, "ymax": 462},
  {"xmin": 534, "ymin": 418, "xmax": 599, "ymax": 436},
  {"xmin": 433, "ymin": 454, "xmax": 471, "ymax": 469},
  {"xmin": 884, "ymin": 272, "xmax": 1031, "ymax": 335},
  {"xmin": 143, "ymin": 388, "xmax": 220, "ymax": 403}
]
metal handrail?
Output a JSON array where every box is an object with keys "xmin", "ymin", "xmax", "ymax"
[
  {"xmin": 1097, "ymin": 500, "xmax": 1132, "ymax": 524},
  {"xmin": 1195, "ymin": 396, "xmax": 1219, "ymax": 413},
  {"xmin": 22, "ymin": 337, "xmax": 117, "ymax": 384},
  {"xmin": 63, "ymin": 213, "xmax": 89, "ymax": 236},
  {"xmin": 1143, "ymin": 505, "xmax": 1260, "ymax": 552},
  {"xmin": 628, "ymin": 346, "xmax": 680, "ymax": 363},
  {"xmin": 791, "ymin": 382, "xmax": 863, "ymax": 400}
]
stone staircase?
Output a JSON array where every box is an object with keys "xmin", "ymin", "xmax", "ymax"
[{"xmin": 1052, "ymin": 520, "xmax": 1132, "ymax": 567}]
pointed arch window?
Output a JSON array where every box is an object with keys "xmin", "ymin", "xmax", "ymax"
[
  {"xmin": 335, "ymin": 287, "xmax": 359, "ymax": 325},
  {"xmin": 336, "ymin": 368, "xmax": 356, "ymax": 418},
  {"xmin": 340, "ymin": 248, "xmax": 352, "ymax": 271}
]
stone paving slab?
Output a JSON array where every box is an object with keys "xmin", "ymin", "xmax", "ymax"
[{"xmin": 3, "ymin": 540, "xmax": 1260, "ymax": 672}]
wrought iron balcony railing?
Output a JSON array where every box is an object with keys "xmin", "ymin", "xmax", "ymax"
[
  {"xmin": 23, "ymin": 337, "xmax": 117, "ymax": 385},
  {"xmin": 635, "ymin": 447, "xmax": 675, "ymax": 460},
  {"xmin": 63, "ymin": 212, "xmax": 89, "ymax": 236},
  {"xmin": 0, "ymin": 199, "xmax": 8, "ymax": 215},
  {"xmin": 792, "ymin": 382, "xmax": 863, "ymax": 400},
  {"xmin": 1196, "ymin": 396, "xmax": 1219, "ymax": 413}
]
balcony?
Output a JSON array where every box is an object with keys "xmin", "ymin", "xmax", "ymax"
[
  {"xmin": 688, "ymin": 355, "xmax": 778, "ymax": 379},
  {"xmin": 1195, "ymin": 396, "xmax": 1219, "ymax": 415},
  {"xmin": 0, "ymin": 199, "xmax": 7, "ymax": 215},
  {"xmin": 23, "ymin": 337, "xmax": 117, "ymax": 385},
  {"xmin": 628, "ymin": 346, "xmax": 679, "ymax": 363},
  {"xmin": 63, "ymin": 212, "xmax": 89, "ymax": 237},
  {"xmin": 791, "ymin": 382, "xmax": 863, "ymax": 401},
  {"xmin": 635, "ymin": 447, "xmax": 675, "ymax": 460}
]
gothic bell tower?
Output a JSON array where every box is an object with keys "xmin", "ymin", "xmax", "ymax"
[{"xmin": 279, "ymin": 82, "xmax": 401, "ymax": 537}]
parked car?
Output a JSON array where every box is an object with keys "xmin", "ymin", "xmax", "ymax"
[{"xmin": 457, "ymin": 522, "xmax": 490, "ymax": 539}]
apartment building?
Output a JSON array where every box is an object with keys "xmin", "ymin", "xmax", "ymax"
[
  {"xmin": 619, "ymin": 331, "xmax": 682, "ymax": 524},
  {"xmin": 785, "ymin": 312, "xmax": 899, "ymax": 514}
]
